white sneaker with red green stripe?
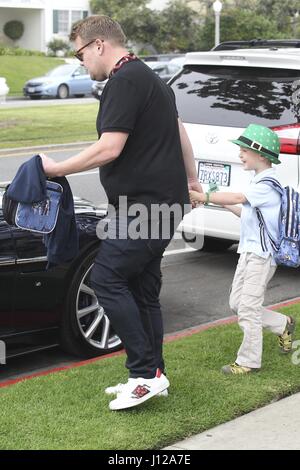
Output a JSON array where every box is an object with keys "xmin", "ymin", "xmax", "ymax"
[
  {"xmin": 108, "ymin": 369, "xmax": 169, "ymax": 410},
  {"xmin": 105, "ymin": 378, "xmax": 168, "ymax": 397}
]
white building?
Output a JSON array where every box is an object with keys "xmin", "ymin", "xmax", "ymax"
[
  {"xmin": 0, "ymin": 0, "xmax": 90, "ymax": 52},
  {"xmin": 148, "ymin": 0, "xmax": 168, "ymax": 10}
]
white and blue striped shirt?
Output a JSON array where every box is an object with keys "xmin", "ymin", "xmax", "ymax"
[{"xmin": 238, "ymin": 168, "xmax": 281, "ymax": 265}]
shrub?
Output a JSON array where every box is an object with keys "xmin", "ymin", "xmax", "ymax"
[
  {"xmin": 4, "ymin": 20, "xmax": 24, "ymax": 41},
  {"xmin": 47, "ymin": 38, "xmax": 70, "ymax": 56},
  {"xmin": 0, "ymin": 45, "xmax": 45, "ymax": 56}
]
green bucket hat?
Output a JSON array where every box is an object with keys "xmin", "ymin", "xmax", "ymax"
[{"xmin": 230, "ymin": 124, "xmax": 281, "ymax": 164}]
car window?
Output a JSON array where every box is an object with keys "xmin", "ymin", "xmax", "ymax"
[
  {"xmin": 46, "ymin": 65, "xmax": 75, "ymax": 77},
  {"xmin": 153, "ymin": 65, "xmax": 168, "ymax": 74},
  {"xmin": 77, "ymin": 66, "xmax": 89, "ymax": 76},
  {"xmin": 168, "ymin": 63, "xmax": 181, "ymax": 74},
  {"xmin": 170, "ymin": 65, "xmax": 300, "ymax": 127}
]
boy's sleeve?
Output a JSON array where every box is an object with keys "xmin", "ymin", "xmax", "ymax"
[
  {"xmin": 100, "ymin": 77, "xmax": 140, "ymax": 134},
  {"xmin": 243, "ymin": 183, "xmax": 273, "ymax": 208}
]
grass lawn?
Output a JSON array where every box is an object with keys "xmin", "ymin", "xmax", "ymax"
[
  {"xmin": 1, "ymin": 56, "xmax": 65, "ymax": 96},
  {"xmin": 0, "ymin": 303, "xmax": 300, "ymax": 450},
  {"xmin": 0, "ymin": 103, "xmax": 99, "ymax": 149}
]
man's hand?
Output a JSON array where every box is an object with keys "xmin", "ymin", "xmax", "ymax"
[
  {"xmin": 40, "ymin": 153, "xmax": 59, "ymax": 177},
  {"xmin": 189, "ymin": 189, "xmax": 204, "ymax": 206},
  {"xmin": 188, "ymin": 178, "xmax": 203, "ymax": 208}
]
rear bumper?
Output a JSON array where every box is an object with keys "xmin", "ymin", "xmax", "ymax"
[{"xmin": 177, "ymin": 205, "xmax": 240, "ymax": 241}]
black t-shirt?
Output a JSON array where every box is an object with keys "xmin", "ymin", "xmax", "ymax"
[{"xmin": 96, "ymin": 59, "xmax": 189, "ymax": 217}]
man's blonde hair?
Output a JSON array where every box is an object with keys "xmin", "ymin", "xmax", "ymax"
[{"xmin": 69, "ymin": 15, "xmax": 127, "ymax": 46}]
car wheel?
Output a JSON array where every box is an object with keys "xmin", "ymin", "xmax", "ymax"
[
  {"xmin": 57, "ymin": 84, "xmax": 69, "ymax": 99},
  {"xmin": 60, "ymin": 249, "xmax": 122, "ymax": 358}
]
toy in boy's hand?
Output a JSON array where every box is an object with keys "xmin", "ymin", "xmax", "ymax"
[{"xmin": 208, "ymin": 182, "xmax": 219, "ymax": 193}]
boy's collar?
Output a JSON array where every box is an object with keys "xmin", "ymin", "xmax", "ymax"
[{"xmin": 252, "ymin": 167, "xmax": 275, "ymax": 182}]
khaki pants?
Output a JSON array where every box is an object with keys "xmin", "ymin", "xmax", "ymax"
[{"xmin": 229, "ymin": 252, "xmax": 287, "ymax": 369}]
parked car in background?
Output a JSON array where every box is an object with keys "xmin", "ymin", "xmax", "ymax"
[
  {"xmin": 141, "ymin": 53, "xmax": 185, "ymax": 62},
  {"xmin": 170, "ymin": 40, "xmax": 300, "ymax": 251},
  {"xmin": 91, "ymin": 79, "xmax": 107, "ymax": 100},
  {"xmin": 23, "ymin": 64, "xmax": 95, "ymax": 100},
  {"xmin": 0, "ymin": 187, "xmax": 121, "ymax": 360},
  {"xmin": 91, "ymin": 57, "xmax": 185, "ymax": 100},
  {"xmin": 145, "ymin": 58, "xmax": 185, "ymax": 82}
]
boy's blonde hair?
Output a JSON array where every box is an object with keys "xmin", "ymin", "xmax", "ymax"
[{"xmin": 69, "ymin": 15, "xmax": 127, "ymax": 47}]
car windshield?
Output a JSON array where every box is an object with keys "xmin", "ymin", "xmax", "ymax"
[
  {"xmin": 170, "ymin": 65, "xmax": 300, "ymax": 127},
  {"xmin": 46, "ymin": 65, "xmax": 75, "ymax": 77}
]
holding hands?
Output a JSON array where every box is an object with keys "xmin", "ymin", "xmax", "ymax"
[{"xmin": 189, "ymin": 190, "xmax": 205, "ymax": 206}]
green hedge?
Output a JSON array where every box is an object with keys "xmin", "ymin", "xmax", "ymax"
[{"xmin": 0, "ymin": 46, "xmax": 45, "ymax": 56}]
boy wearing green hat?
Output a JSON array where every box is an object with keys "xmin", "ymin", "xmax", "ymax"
[{"xmin": 190, "ymin": 124, "xmax": 295, "ymax": 375}]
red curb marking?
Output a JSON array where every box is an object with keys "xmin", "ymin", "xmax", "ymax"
[
  {"xmin": 268, "ymin": 296, "xmax": 300, "ymax": 310},
  {"xmin": 1, "ymin": 296, "xmax": 300, "ymax": 389},
  {"xmin": 0, "ymin": 349, "xmax": 125, "ymax": 389}
]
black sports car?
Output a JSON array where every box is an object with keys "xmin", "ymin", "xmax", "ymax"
[{"xmin": 0, "ymin": 186, "xmax": 122, "ymax": 361}]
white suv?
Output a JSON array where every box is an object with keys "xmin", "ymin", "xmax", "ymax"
[{"xmin": 170, "ymin": 40, "xmax": 300, "ymax": 250}]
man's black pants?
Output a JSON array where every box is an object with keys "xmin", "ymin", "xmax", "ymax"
[{"xmin": 90, "ymin": 220, "xmax": 174, "ymax": 379}]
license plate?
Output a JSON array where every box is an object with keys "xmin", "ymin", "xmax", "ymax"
[
  {"xmin": 198, "ymin": 161, "xmax": 231, "ymax": 187},
  {"xmin": 28, "ymin": 87, "xmax": 35, "ymax": 93}
]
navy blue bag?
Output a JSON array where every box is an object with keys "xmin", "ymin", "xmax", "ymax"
[{"xmin": 3, "ymin": 180, "xmax": 63, "ymax": 234}]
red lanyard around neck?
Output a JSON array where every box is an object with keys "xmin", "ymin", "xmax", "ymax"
[{"xmin": 109, "ymin": 53, "xmax": 138, "ymax": 78}]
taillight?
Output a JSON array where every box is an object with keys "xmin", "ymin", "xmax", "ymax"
[{"xmin": 271, "ymin": 123, "xmax": 300, "ymax": 155}]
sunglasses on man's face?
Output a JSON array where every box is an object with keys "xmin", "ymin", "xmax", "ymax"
[{"xmin": 74, "ymin": 39, "xmax": 97, "ymax": 61}]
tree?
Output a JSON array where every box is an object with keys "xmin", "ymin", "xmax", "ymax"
[
  {"xmin": 253, "ymin": 0, "xmax": 299, "ymax": 33},
  {"xmin": 200, "ymin": 7, "xmax": 285, "ymax": 50},
  {"xmin": 90, "ymin": 0, "xmax": 159, "ymax": 47},
  {"xmin": 152, "ymin": 0, "xmax": 202, "ymax": 52},
  {"xmin": 90, "ymin": 0, "xmax": 202, "ymax": 53}
]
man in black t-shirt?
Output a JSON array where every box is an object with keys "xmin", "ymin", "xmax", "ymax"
[{"xmin": 41, "ymin": 15, "xmax": 203, "ymax": 411}]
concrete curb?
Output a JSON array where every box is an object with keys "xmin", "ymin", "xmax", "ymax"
[{"xmin": 0, "ymin": 141, "xmax": 94, "ymax": 156}]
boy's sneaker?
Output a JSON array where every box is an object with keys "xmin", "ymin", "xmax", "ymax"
[
  {"xmin": 278, "ymin": 316, "xmax": 296, "ymax": 354},
  {"xmin": 105, "ymin": 380, "xmax": 168, "ymax": 397},
  {"xmin": 221, "ymin": 363, "xmax": 260, "ymax": 375},
  {"xmin": 108, "ymin": 370, "xmax": 170, "ymax": 410}
]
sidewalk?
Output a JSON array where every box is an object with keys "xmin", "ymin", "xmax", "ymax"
[{"xmin": 164, "ymin": 392, "xmax": 300, "ymax": 450}]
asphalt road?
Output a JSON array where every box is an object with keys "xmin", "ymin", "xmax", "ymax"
[
  {"xmin": 1, "ymin": 96, "xmax": 97, "ymax": 108},
  {"xmin": 1, "ymin": 145, "xmax": 300, "ymax": 381},
  {"xmin": 0, "ymin": 145, "xmax": 107, "ymax": 206}
]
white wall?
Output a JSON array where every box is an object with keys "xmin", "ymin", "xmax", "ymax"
[
  {"xmin": 0, "ymin": 0, "xmax": 91, "ymax": 51},
  {"xmin": 44, "ymin": 0, "xmax": 90, "ymax": 11},
  {"xmin": 44, "ymin": 0, "xmax": 90, "ymax": 50},
  {"xmin": 0, "ymin": 1, "xmax": 45, "ymax": 9},
  {"xmin": 0, "ymin": 7, "xmax": 43, "ymax": 50}
]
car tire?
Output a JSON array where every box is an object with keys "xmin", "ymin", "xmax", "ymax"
[
  {"xmin": 60, "ymin": 248, "xmax": 122, "ymax": 358},
  {"xmin": 57, "ymin": 84, "xmax": 69, "ymax": 99}
]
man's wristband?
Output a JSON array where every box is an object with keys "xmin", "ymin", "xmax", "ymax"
[{"xmin": 204, "ymin": 192, "xmax": 210, "ymax": 205}]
